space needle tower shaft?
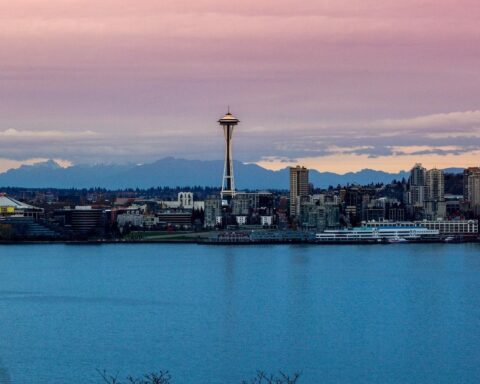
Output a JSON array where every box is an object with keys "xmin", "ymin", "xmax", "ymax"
[{"xmin": 218, "ymin": 109, "xmax": 239, "ymax": 201}]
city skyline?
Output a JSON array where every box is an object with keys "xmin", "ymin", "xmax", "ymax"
[
  {"xmin": 1, "ymin": 1, "xmax": 480, "ymax": 173},
  {"xmin": 2, "ymin": 3, "xmax": 480, "ymax": 383}
]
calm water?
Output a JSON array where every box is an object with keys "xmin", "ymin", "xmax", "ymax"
[{"xmin": 0, "ymin": 244, "xmax": 479, "ymax": 384}]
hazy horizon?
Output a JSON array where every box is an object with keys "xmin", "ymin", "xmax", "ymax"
[{"xmin": 1, "ymin": 1, "xmax": 479, "ymax": 173}]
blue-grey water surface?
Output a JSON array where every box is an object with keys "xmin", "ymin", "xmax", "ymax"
[{"xmin": 0, "ymin": 243, "xmax": 479, "ymax": 384}]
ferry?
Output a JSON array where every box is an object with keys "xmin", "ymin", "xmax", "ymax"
[{"xmin": 315, "ymin": 227, "xmax": 439, "ymax": 244}]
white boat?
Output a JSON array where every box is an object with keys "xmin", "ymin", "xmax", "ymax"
[{"xmin": 388, "ymin": 236, "xmax": 408, "ymax": 243}]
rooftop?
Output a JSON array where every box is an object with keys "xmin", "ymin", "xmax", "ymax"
[
  {"xmin": 0, "ymin": 194, "xmax": 34, "ymax": 209},
  {"xmin": 218, "ymin": 112, "xmax": 239, "ymax": 124}
]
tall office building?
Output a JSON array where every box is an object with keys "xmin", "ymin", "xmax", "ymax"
[
  {"xmin": 463, "ymin": 167, "xmax": 480, "ymax": 201},
  {"xmin": 408, "ymin": 163, "xmax": 427, "ymax": 206},
  {"xmin": 425, "ymin": 168, "xmax": 446, "ymax": 219},
  {"xmin": 410, "ymin": 163, "xmax": 426, "ymax": 186},
  {"xmin": 467, "ymin": 169, "xmax": 480, "ymax": 214},
  {"xmin": 426, "ymin": 168, "xmax": 445, "ymax": 201},
  {"xmin": 218, "ymin": 110, "xmax": 239, "ymax": 201},
  {"xmin": 289, "ymin": 166, "xmax": 309, "ymax": 217}
]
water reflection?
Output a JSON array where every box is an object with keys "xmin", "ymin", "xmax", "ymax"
[
  {"xmin": 0, "ymin": 358, "xmax": 12, "ymax": 384},
  {"xmin": 0, "ymin": 244, "xmax": 479, "ymax": 384}
]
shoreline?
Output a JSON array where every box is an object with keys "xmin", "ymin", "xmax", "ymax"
[{"xmin": 0, "ymin": 238, "xmax": 478, "ymax": 245}]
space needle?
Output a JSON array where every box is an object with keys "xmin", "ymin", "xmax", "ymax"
[{"xmin": 218, "ymin": 108, "xmax": 239, "ymax": 201}]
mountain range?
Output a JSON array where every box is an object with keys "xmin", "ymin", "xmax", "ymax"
[{"xmin": 0, "ymin": 158, "xmax": 463, "ymax": 190}]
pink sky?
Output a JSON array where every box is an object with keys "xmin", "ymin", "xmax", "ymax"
[{"xmin": 0, "ymin": 0, "xmax": 479, "ymax": 173}]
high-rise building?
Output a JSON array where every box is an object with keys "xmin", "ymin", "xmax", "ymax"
[
  {"xmin": 408, "ymin": 163, "xmax": 427, "ymax": 206},
  {"xmin": 425, "ymin": 168, "xmax": 446, "ymax": 219},
  {"xmin": 289, "ymin": 166, "xmax": 309, "ymax": 217},
  {"xmin": 426, "ymin": 168, "xmax": 445, "ymax": 201},
  {"xmin": 218, "ymin": 110, "xmax": 239, "ymax": 201},
  {"xmin": 410, "ymin": 163, "xmax": 426, "ymax": 186},
  {"xmin": 467, "ymin": 169, "xmax": 480, "ymax": 215},
  {"xmin": 463, "ymin": 167, "xmax": 480, "ymax": 201}
]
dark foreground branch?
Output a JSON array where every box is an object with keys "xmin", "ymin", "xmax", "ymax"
[
  {"xmin": 241, "ymin": 371, "xmax": 302, "ymax": 384},
  {"xmin": 98, "ymin": 369, "xmax": 301, "ymax": 384}
]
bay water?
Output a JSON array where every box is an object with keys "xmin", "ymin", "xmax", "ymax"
[{"xmin": 0, "ymin": 243, "xmax": 479, "ymax": 383}]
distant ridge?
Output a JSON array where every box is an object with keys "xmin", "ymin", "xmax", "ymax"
[{"xmin": 0, "ymin": 157, "xmax": 462, "ymax": 189}]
